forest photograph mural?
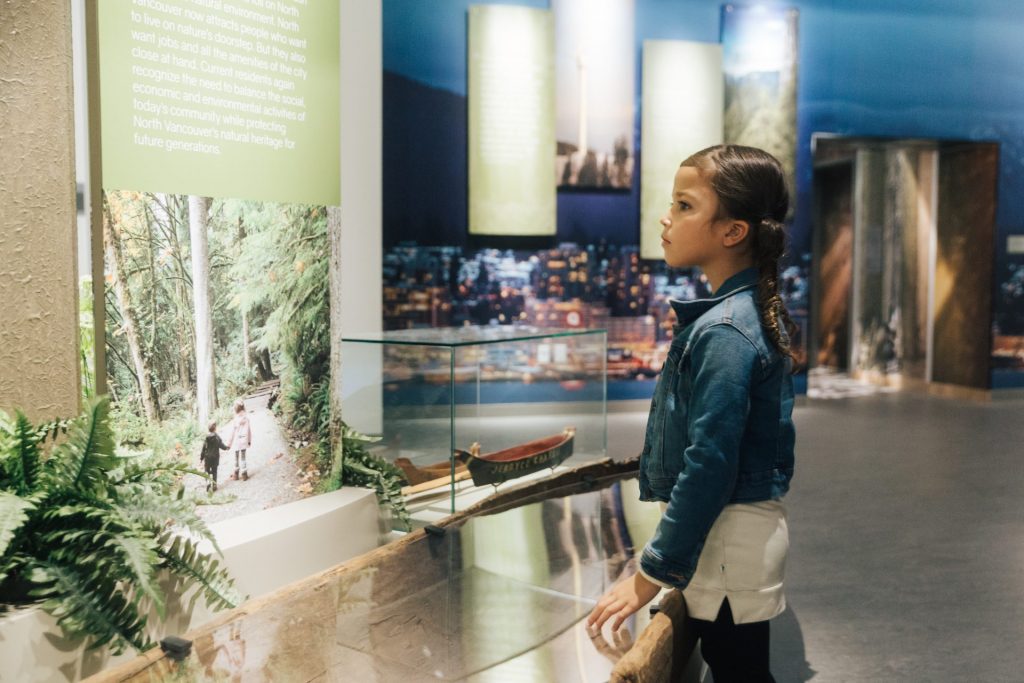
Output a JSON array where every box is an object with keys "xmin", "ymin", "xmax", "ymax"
[{"xmin": 101, "ymin": 191, "xmax": 336, "ymax": 520}]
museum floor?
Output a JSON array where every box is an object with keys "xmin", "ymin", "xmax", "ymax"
[{"xmin": 609, "ymin": 389, "xmax": 1024, "ymax": 681}]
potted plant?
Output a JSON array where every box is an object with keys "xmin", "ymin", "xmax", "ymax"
[{"xmin": 0, "ymin": 397, "xmax": 240, "ymax": 655}]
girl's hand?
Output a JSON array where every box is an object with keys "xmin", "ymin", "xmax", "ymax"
[{"xmin": 587, "ymin": 572, "xmax": 662, "ymax": 633}]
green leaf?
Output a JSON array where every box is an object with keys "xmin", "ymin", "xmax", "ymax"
[
  {"xmin": 117, "ymin": 462, "xmax": 206, "ymax": 486},
  {"xmin": 44, "ymin": 397, "xmax": 117, "ymax": 494},
  {"xmin": 116, "ymin": 487, "xmax": 220, "ymax": 553},
  {"xmin": 34, "ymin": 416, "xmax": 75, "ymax": 444},
  {"xmin": 156, "ymin": 533, "xmax": 242, "ymax": 610},
  {"xmin": 107, "ymin": 533, "xmax": 165, "ymax": 619},
  {"xmin": 0, "ymin": 411, "xmax": 41, "ymax": 494},
  {"xmin": 27, "ymin": 559, "xmax": 151, "ymax": 654},
  {"xmin": 340, "ymin": 440, "xmax": 411, "ymax": 531},
  {"xmin": 341, "ymin": 424, "xmax": 381, "ymax": 445},
  {"xmin": 0, "ymin": 491, "xmax": 34, "ymax": 559}
]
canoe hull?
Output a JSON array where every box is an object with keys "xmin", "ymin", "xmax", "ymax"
[{"xmin": 459, "ymin": 431, "xmax": 575, "ymax": 487}]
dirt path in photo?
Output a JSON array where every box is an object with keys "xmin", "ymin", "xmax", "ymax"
[{"xmin": 189, "ymin": 387, "xmax": 312, "ymax": 524}]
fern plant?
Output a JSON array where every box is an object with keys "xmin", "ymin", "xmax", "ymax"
[
  {"xmin": 334, "ymin": 423, "xmax": 411, "ymax": 531},
  {"xmin": 0, "ymin": 397, "xmax": 240, "ymax": 654},
  {"xmin": 283, "ymin": 372, "xmax": 411, "ymax": 530}
]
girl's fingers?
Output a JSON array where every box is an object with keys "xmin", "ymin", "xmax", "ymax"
[
  {"xmin": 591, "ymin": 600, "xmax": 625, "ymax": 631},
  {"xmin": 610, "ymin": 604, "xmax": 636, "ymax": 632},
  {"xmin": 585, "ymin": 598, "xmax": 606, "ymax": 626}
]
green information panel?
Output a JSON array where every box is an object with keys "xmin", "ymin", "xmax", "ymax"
[
  {"xmin": 468, "ymin": 6, "xmax": 555, "ymax": 236},
  {"xmin": 98, "ymin": 0, "xmax": 339, "ymax": 205},
  {"xmin": 640, "ymin": 40, "xmax": 722, "ymax": 260}
]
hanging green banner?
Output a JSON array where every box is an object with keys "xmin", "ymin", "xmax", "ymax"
[
  {"xmin": 721, "ymin": 5, "xmax": 799, "ymax": 205},
  {"xmin": 640, "ymin": 41, "xmax": 723, "ymax": 260},
  {"xmin": 468, "ymin": 5, "xmax": 556, "ymax": 236}
]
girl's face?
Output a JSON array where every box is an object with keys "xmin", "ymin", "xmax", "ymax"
[{"xmin": 659, "ymin": 166, "xmax": 727, "ymax": 269}]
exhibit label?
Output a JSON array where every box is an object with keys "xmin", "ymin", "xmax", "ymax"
[{"xmin": 99, "ymin": 0, "xmax": 339, "ymax": 205}]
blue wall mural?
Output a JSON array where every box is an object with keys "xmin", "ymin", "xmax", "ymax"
[{"xmin": 383, "ymin": 0, "xmax": 1024, "ymax": 390}]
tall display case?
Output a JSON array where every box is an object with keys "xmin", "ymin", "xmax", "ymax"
[{"xmin": 340, "ymin": 326, "xmax": 607, "ymax": 513}]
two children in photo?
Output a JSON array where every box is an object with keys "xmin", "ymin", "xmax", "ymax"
[{"xmin": 199, "ymin": 400, "xmax": 253, "ymax": 492}]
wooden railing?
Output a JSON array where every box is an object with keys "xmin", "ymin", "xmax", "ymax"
[{"xmin": 610, "ymin": 590, "xmax": 702, "ymax": 683}]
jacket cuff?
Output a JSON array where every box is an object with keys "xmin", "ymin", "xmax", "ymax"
[
  {"xmin": 639, "ymin": 544, "xmax": 694, "ymax": 591},
  {"xmin": 637, "ymin": 566, "xmax": 676, "ymax": 591}
]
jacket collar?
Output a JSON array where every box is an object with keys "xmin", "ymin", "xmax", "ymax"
[{"xmin": 669, "ymin": 267, "xmax": 759, "ymax": 328}]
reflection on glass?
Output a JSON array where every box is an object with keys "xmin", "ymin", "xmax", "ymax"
[
  {"xmin": 336, "ymin": 494, "xmax": 615, "ymax": 679},
  {"xmin": 104, "ymin": 475, "xmax": 664, "ymax": 682}
]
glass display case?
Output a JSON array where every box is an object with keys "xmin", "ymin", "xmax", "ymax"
[
  {"xmin": 340, "ymin": 326, "xmax": 607, "ymax": 514},
  {"xmin": 97, "ymin": 462, "xmax": 670, "ymax": 682}
]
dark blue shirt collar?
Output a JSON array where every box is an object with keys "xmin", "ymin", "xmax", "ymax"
[{"xmin": 669, "ymin": 267, "xmax": 760, "ymax": 328}]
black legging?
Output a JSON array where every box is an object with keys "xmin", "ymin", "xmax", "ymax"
[
  {"xmin": 685, "ymin": 598, "xmax": 775, "ymax": 683},
  {"xmin": 204, "ymin": 460, "xmax": 218, "ymax": 491}
]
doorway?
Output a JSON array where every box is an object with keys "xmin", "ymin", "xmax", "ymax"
[{"xmin": 809, "ymin": 136, "xmax": 998, "ymax": 394}]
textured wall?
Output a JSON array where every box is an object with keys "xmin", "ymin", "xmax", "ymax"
[{"xmin": 0, "ymin": 0, "xmax": 81, "ymax": 420}]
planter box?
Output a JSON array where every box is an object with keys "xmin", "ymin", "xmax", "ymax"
[
  {"xmin": 0, "ymin": 487, "xmax": 380, "ymax": 682},
  {"xmin": 0, "ymin": 606, "xmax": 125, "ymax": 682}
]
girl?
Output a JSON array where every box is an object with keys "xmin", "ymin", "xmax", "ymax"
[
  {"xmin": 229, "ymin": 399, "xmax": 253, "ymax": 481},
  {"xmin": 587, "ymin": 145, "xmax": 796, "ymax": 682}
]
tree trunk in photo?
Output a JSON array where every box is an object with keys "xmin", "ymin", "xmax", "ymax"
[
  {"xmin": 175, "ymin": 286, "xmax": 194, "ymax": 391},
  {"xmin": 145, "ymin": 199, "xmax": 158, "ymax": 350},
  {"xmin": 156, "ymin": 193, "xmax": 194, "ymax": 392},
  {"xmin": 103, "ymin": 199, "xmax": 160, "ymax": 422},
  {"xmin": 241, "ymin": 312, "xmax": 251, "ymax": 374},
  {"xmin": 189, "ymin": 195, "xmax": 217, "ymax": 426},
  {"xmin": 327, "ymin": 205, "xmax": 344, "ymax": 481},
  {"xmin": 255, "ymin": 347, "xmax": 274, "ymax": 381},
  {"xmin": 174, "ymin": 195, "xmax": 196, "ymax": 392},
  {"xmin": 237, "ymin": 217, "xmax": 254, "ymax": 378}
]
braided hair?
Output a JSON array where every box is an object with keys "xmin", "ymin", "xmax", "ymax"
[{"xmin": 681, "ymin": 144, "xmax": 798, "ymax": 362}]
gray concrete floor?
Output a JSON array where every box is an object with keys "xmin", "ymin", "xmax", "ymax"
[{"xmin": 609, "ymin": 391, "xmax": 1024, "ymax": 681}]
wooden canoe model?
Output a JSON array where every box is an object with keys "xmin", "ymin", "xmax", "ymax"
[
  {"xmin": 455, "ymin": 427, "xmax": 575, "ymax": 487},
  {"xmin": 394, "ymin": 457, "xmax": 469, "ymax": 492}
]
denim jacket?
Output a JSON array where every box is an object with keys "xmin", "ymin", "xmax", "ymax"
[{"xmin": 638, "ymin": 267, "xmax": 796, "ymax": 590}]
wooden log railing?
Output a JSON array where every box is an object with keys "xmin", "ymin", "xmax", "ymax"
[{"xmin": 610, "ymin": 589, "xmax": 702, "ymax": 683}]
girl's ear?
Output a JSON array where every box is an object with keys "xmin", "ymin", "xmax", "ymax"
[{"xmin": 722, "ymin": 220, "xmax": 750, "ymax": 248}]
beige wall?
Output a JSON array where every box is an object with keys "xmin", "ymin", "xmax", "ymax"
[{"xmin": 0, "ymin": 0, "xmax": 81, "ymax": 420}]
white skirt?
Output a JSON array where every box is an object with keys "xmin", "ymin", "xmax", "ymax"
[{"xmin": 680, "ymin": 499, "xmax": 789, "ymax": 624}]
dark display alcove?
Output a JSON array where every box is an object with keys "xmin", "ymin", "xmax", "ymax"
[{"xmin": 810, "ymin": 135, "xmax": 998, "ymax": 393}]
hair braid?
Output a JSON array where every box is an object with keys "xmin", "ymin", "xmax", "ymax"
[
  {"xmin": 754, "ymin": 218, "xmax": 798, "ymax": 362},
  {"xmin": 682, "ymin": 145, "xmax": 798, "ymax": 365}
]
